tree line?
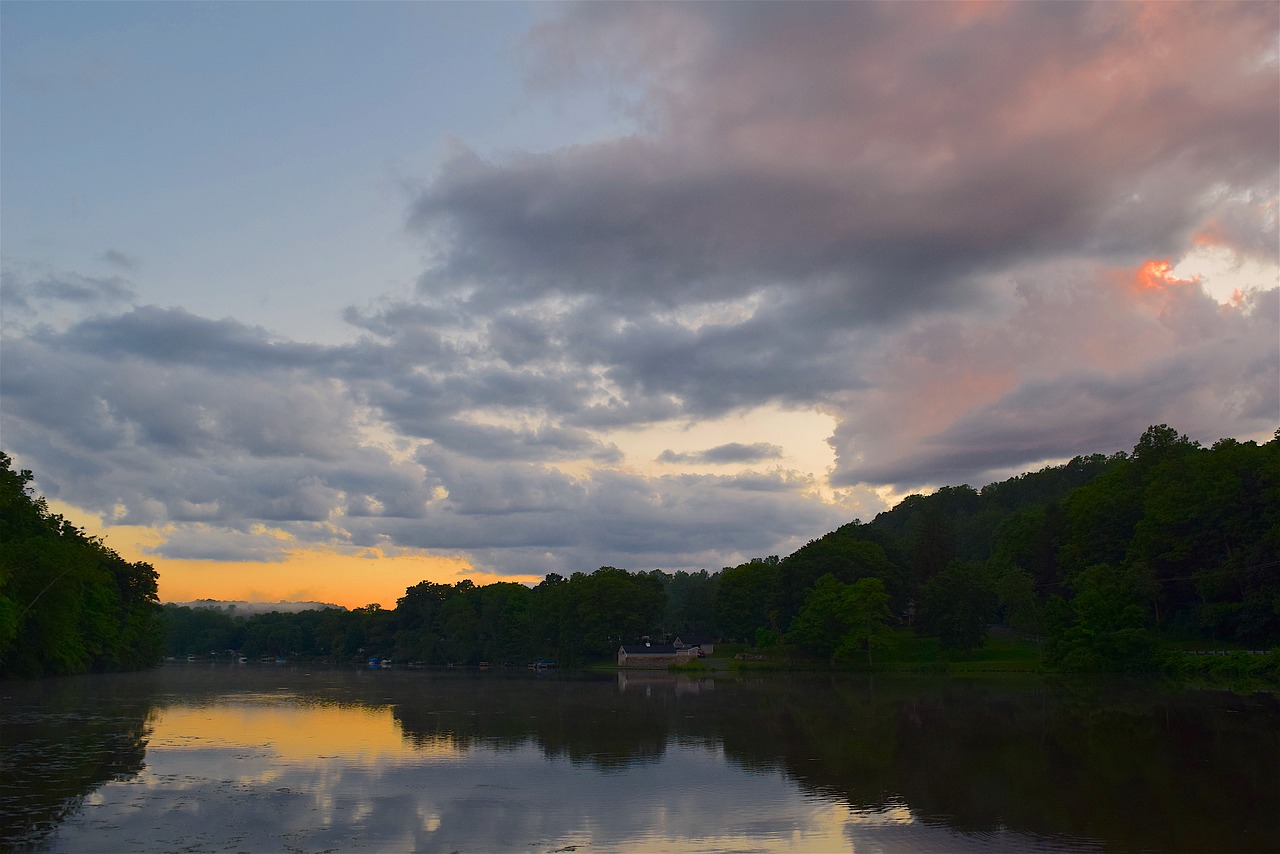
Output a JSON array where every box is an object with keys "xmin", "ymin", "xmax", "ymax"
[
  {"xmin": 0, "ymin": 453, "xmax": 164, "ymax": 678},
  {"xmin": 5, "ymin": 425, "xmax": 1277, "ymax": 677},
  {"xmin": 162, "ymin": 567, "xmax": 689, "ymax": 666}
]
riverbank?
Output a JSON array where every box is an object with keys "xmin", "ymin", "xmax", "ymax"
[
  {"xmin": 698, "ymin": 631, "xmax": 1043, "ymax": 674},
  {"xmin": 675, "ymin": 631, "xmax": 1279, "ymax": 693}
]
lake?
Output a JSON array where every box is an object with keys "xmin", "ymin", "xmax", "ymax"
[{"xmin": 1, "ymin": 664, "xmax": 1276, "ymax": 853}]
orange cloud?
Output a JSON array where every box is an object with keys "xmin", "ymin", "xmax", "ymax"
[{"xmin": 1135, "ymin": 258, "xmax": 1198, "ymax": 293}]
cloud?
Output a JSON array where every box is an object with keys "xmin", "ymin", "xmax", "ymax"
[
  {"xmin": 658, "ymin": 442, "xmax": 784, "ymax": 465},
  {"xmin": 64, "ymin": 305, "xmax": 328, "ymax": 372},
  {"xmin": 1, "ymin": 267, "xmax": 137, "ymax": 315},
  {"xmin": 0, "ymin": 295, "xmax": 844, "ymax": 574},
  {"xmin": 145, "ymin": 526, "xmax": 297, "ymax": 563},
  {"xmin": 826, "ymin": 265, "xmax": 1280, "ymax": 489},
  {"xmin": 1, "ymin": 2, "xmax": 1276, "ymax": 582},
  {"xmin": 0, "ymin": 308, "xmax": 438, "ymax": 534},
  {"xmin": 406, "ymin": 0, "xmax": 1277, "ymax": 486},
  {"xmin": 363, "ymin": 452, "xmax": 844, "ymax": 575},
  {"xmin": 419, "ymin": 2, "xmax": 1276, "ymax": 315},
  {"xmin": 101, "ymin": 248, "xmax": 140, "ymax": 271}
]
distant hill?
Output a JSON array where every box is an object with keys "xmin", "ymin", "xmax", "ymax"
[{"xmin": 168, "ymin": 599, "xmax": 345, "ymax": 615}]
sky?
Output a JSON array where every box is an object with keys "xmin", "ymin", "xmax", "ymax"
[{"xmin": 2, "ymin": 1, "xmax": 1277, "ymax": 609}]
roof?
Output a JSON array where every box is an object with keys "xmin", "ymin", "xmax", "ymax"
[{"xmin": 619, "ymin": 644, "xmax": 679, "ymax": 655}]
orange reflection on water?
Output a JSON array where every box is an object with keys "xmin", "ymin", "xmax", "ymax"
[{"xmin": 151, "ymin": 698, "xmax": 464, "ymax": 764}]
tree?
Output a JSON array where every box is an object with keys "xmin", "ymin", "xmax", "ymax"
[
  {"xmin": 572, "ymin": 567, "xmax": 665, "ymax": 659},
  {"xmin": 1044, "ymin": 563, "xmax": 1167, "ymax": 673},
  {"xmin": 788, "ymin": 574, "xmax": 894, "ymax": 665},
  {"xmin": 917, "ymin": 561, "xmax": 997, "ymax": 654},
  {"xmin": 394, "ymin": 581, "xmax": 452, "ymax": 663},
  {"xmin": 835, "ymin": 577, "xmax": 895, "ymax": 666},
  {"xmin": 1131, "ymin": 424, "xmax": 1199, "ymax": 467},
  {"xmin": 658, "ymin": 569, "xmax": 719, "ymax": 637},
  {"xmin": 0, "ymin": 452, "xmax": 163, "ymax": 677},
  {"xmin": 991, "ymin": 563, "xmax": 1040, "ymax": 635},
  {"xmin": 910, "ymin": 501, "xmax": 957, "ymax": 587},
  {"xmin": 716, "ymin": 557, "xmax": 780, "ymax": 642},
  {"xmin": 779, "ymin": 531, "xmax": 901, "ymax": 627}
]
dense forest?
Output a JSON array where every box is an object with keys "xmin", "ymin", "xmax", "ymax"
[
  {"xmin": 4, "ymin": 425, "xmax": 1277, "ymax": 678},
  {"xmin": 0, "ymin": 453, "xmax": 164, "ymax": 678},
  {"xmin": 162, "ymin": 426, "xmax": 1279, "ymax": 673}
]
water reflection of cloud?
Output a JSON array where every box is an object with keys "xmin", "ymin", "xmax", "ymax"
[
  {"xmin": 847, "ymin": 802, "xmax": 916, "ymax": 825},
  {"xmin": 47, "ymin": 717, "xmax": 850, "ymax": 852},
  {"xmin": 46, "ymin": 731, "xmax": 1056, "ymax": 853},
  {"xmin": 37, "ymin": 679, "xmax": 1136, "ymax": 853},
  {"xmin": 154, "ymin": 700, "xmax": 464, "ymax": 763}
]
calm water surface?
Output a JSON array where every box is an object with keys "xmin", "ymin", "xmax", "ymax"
[{"xmin": 1, "ymin": 665, "xmax": 1276, "ymax": 853}]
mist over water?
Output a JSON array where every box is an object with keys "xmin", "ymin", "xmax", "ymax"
[{"xmin": 2, "ymin": 666, "xmax": 1276, "ymax": 853}]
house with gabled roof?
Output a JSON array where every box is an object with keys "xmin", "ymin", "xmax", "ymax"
[
  {"xmin": 617, "ymin": 642, "xmax": 699, "ymax": 668},
  {"xmin": 673, "ymin": 635, "xmax": 715, "ymax": 656}
]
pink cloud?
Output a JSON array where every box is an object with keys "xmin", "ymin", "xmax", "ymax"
[{"xmin": 829, "ymin": 258, "xmax": 1277, "ymax": 487}]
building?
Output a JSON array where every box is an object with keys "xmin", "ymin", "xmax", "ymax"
[
  {"xmin": 617, "ymin": 643, "xmax": 699, "ymax": 668},
  {"xmin": 673, "ymin": 636, "xmax": 715, "ymax": 656}
]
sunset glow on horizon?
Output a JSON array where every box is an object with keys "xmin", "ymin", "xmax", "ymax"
[
  {"xmin": 48, "ymin": 500, "xmax": 538, "ymax": 609},
  {"xmin": 152, "ymin": 550, "xmax": 510, "ymax": 612}
]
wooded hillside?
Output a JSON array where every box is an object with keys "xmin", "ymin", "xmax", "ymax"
[{"xmin": 0, "ymin": 453, "xmax": 164, "ymax": 678}]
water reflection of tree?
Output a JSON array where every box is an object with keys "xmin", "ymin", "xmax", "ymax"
[
  {"xmin": 385, "ymin": 672, "xmax": 1279, "ymax": 851},
  {"xmin": 0, "ymin": 672, "xmax": 159, "ymax": 848},
  {"xmin": 725, "ymin": 677, "xmax": 1280, "ymax": 852},
  {"xmin": 391, "ymin": 674, "xmax": 671, "ymax": 770}
]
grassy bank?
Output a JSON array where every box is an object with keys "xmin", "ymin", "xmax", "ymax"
[
  {"xmin": 703, "ymin": 632, "xmax": 1278, "ymax": 690},
  {"xmin": 706, "ymin": 630, "xmax": 1044, "ymax": 674}
]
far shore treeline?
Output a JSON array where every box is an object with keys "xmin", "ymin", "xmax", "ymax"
[{"xmin": 2, "ymin": 425, "xmax": 1277, "ymax": 679}]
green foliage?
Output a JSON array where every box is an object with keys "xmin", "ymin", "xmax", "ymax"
[
  {"xmin": 0, "ymin": 452, "xmax": 163, "ymax": 678},
  {"xmin": 1178, "ymin": 650, "xmax": 1280, "ymax": 688},
  {"xmin": 917, "ymin": 561, "xmax": 997, "ymax": 654},
  {"xmin": 788, "ymin": 574, "xmax": 894, "ymax": 665},
  {"xmin": 778, "ymin": 529, "xmax": 902, "ymax": 630},
  {"xmin": 654, "ymin": 569, "xmax": 719, "ymax": 636},
  {"xmin": 988, "ymin": 504, "xmax": 1066, "ymax": 594},
  {"xmin": 991, "ymin": 563, "xmax": 1039, "ymax": 634},
  {"xmin": 570, "ymin": 567, "xmax": 666, "ymax": 661},
  {"xmin": 367, "ymin": 568, "xmax": 659, "ymax": 665},
  {"xmin": 1044, "ymin": 564, "xmax": 1168, "ymax": 673},
  {"xmin": 754, "ymin": 627, "xmax": 782, "ymax": 649},
  {"xmin": 716, "ymin": 557, "xmax": 780, "ymax": 642},
  {"xmin": 162, "ymin": 605, "xmax": 244, "ymax": 656}
]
